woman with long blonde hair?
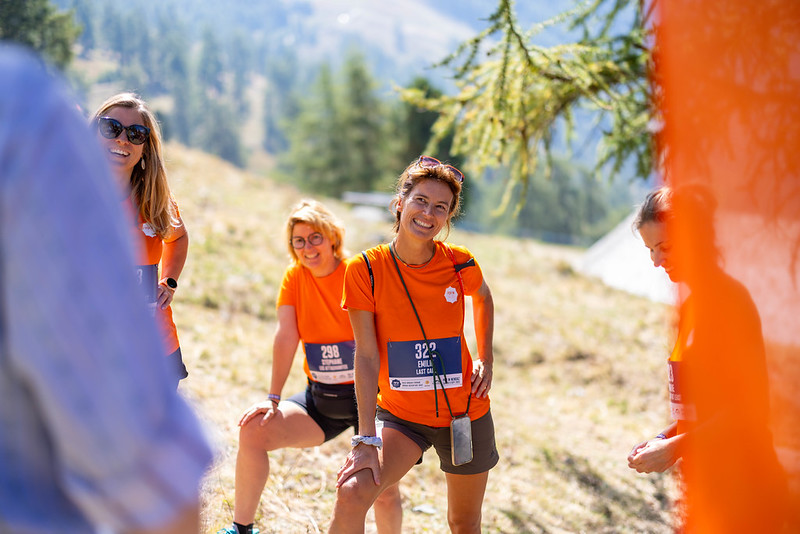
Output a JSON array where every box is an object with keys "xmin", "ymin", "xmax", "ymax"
[{"xmin": 91, "ymin": 92, "xmax": 189, "ymax": 386}]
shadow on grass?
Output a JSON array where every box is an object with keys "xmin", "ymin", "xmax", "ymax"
[
  {"xmin": 545, "ymin": 448, "xmax": 669, "ymax": 523},
  {"xmin": 498, "ymin": 448, "xmax": 673, "ymax": 533}
]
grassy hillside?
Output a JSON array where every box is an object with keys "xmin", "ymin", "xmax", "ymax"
[{"xmin": 166, "ymin": 143, "xmax": 680, "ymax": 533}]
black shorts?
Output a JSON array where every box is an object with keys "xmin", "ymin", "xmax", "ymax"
[
  {"xmin": 287, "ymin": 384, "xmax": 359, "ymax": 442},
  {"xmin": 167, "ymin": 347, "xmax": 188, "ymax": 386},
  {"xmin": 377, "ymin": 407, "xmax": 499, "ymax": 475}
]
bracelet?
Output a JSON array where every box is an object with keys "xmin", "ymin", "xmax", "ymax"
[
  {"xmin": 351, "ymin": 435, "xmax": 383, "ymax": 448},
  {"xmin": 656, "ymin": 433, "xmax": 668, "ymax": 440},
  {"xmin": 267, "ymin": 394, "xmax": 280, "ymax": 404}
]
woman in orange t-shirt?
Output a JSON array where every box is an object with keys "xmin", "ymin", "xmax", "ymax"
[
  {"xmin": 330, "ymin": 157, "xmax": 498, "ymax": 533},
  {"xmin": 91, "ymin": 93, "xmax": 188, "ymax": 387},
  {"xmin": 627, "ymin": 186, "xmax": 787, "ymax": 532},
  {"xmin": 224, "ymin": 200, "xmax": 402, "ymax": 534}
]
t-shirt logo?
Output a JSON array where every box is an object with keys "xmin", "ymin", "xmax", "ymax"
[
  {"xmin": 444, "ymin": 286, "xmax": 458, "ymax": 303},
  {"xmin": 141, "ymin": 223, "xmax": 157, "ymax": 237}
]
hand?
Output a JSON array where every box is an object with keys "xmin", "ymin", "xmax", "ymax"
[
  {"xmin": 336, "ymin": 442, "xmax": 380, "ymax": 488},
  {"xmin": 627, "ymin": 437, "xmax": 679, "ymax": 473},
  {"xmin": 156, "ymin": 281, "xmax": 175, "ymax": 310},
  {"xmin": 470, "ymin": 359, "xmax": 493, "ymax": 398},
  {"xmin": 238, "ymin": 400, "xmax": 280, "ymax": 427}
]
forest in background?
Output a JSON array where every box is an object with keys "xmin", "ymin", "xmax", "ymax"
[{"xmin": 37, "ymin": 0, "xmax": 640, "ymax": 245}]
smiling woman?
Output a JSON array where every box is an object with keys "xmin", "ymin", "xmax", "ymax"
[
  {"xmin": 329, "ymin": 156, "xmax": 498, "ymax": 534},
  {"xmin": 91, "ymin": 93, "xmax": 190, "ymax": 387},
  {"xmin": 218, "ymin": 199, "xmax": 403, "ymax": 534}
]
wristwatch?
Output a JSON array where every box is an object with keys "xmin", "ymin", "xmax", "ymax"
[
  {"xmin": 351, "ymin": 435, "xmax": 382, "ymax": 448},
  {"xmin": 165, "ymin": 277, "xmax": 178, "ymax": 289}
]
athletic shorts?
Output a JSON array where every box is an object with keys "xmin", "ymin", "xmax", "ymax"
[
  {"xmin": 167, "ymin": 347, "xmax": 188, "ymax": 387},
  {"xmin": 287, "ymin": 385, "xmax": 358, "ymax": 442},
  {"xmin": 377, "ymin": 407, "xmax": 499, "ymax": 475}
]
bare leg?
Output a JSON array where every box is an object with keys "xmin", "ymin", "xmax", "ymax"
[
  {"xmin": 328, "ymin": 429, "xmax": 420, "ymax": 534},
  {"xmin": 233, "ymin": 402, "xmax": 325, "ymax": 525},
  {"xmin": 444, "ymin": 471, "xmax": 489, "ymax": 534},
  {"xmin": 373, "ymin": 482, "xmax": 402, "ymax": 534}
]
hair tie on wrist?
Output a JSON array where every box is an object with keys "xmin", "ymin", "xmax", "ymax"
[
  {"xmin": 656, "ymin": 433, "xmax": 667, "ymax": 440},
  {"xmin": 267, "ymin": 394, "xmax": 280, "ymax": 403}
]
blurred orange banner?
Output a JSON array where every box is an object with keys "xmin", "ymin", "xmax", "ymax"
[{"xmin": 657, "ymin": 0, "xmax": 800, "ymax": 531}]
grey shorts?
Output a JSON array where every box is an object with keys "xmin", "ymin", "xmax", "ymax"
[{"xmin": 377, "ymin": 407, "xmax": 499, "ymax": 475}]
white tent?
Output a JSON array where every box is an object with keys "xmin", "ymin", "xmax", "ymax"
[{"xmin": 574, "ymin": 211, "xmax": 676, "ymax": 304}]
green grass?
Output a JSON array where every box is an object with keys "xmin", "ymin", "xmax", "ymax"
[{"xmin": 166, "ymin": 144, "xmax": 681, "ymax": 533}]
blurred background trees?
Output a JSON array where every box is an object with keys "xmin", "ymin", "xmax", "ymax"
[{"xmin": 1, "ymin": 0, "xmax": 647, "ymax": 246}]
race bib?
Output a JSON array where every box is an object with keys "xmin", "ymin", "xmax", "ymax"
[
  {"xmin": 387, "ymin": 336, "xmax": 462, "ymax": 391},
  {"xmin": 135, "ymin": 264, "xmax": 158, "ymax": 315},
  {"xmin": 669, "ymin": 360, "xmax": 697, "ymax": 421},
  {"xmin": 305, "ymin": 341, "xmax": 355, "ymax": 384}
]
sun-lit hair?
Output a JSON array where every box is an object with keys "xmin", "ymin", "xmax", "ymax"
[
  {"xmin": 634, "ymin": 186, "xmax": 673, "ymax": 230},
  {"xmin": 91, "ymin": 92, "xmax": 178, "ymax": 239},
  {"xmin": 390, "ymin": 157, "xmax": 463, "ymax": 237},
  {"xmin": 285, "ymin": 199, "xmax": 347, "ymax": 264}
]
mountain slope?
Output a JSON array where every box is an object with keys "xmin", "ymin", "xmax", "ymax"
[{"xmin": 165, "ymin": 143, "xmax": 679, "ymax": 533}]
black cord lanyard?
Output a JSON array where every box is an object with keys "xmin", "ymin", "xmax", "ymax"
[{"xmin": 388, "ymin": 244, "xmax": 471, "ymax": 419}]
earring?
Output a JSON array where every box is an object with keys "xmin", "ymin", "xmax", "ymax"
[{"xmin": 140, "ymin": 157, "xmax": 146, "ymax": 170}]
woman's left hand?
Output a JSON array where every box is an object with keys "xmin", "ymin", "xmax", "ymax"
[
  {"xmin": 156, "ymin": 281, "xmax": 176, "ymax": 310},
  {"xmin": 470, "ymin": 359, "xmax": 493, "ymax": 398}
]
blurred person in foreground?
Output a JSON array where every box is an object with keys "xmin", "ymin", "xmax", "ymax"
[
  {"xmin": 329, "ymin": 157, "xmax": 497, "ymax": 533},
  {"xmin": 627, "ymin": 185, "xmax": 788, "ymax": 532},
  {"xmin": 219, "ymin": 199, "xmax": 402, "ymax": 534},
  {"xmin": 90, "ymin": 92, "xmax": 189, "ymax": 388},
  {"xmin": 0, "ymin": 45, "xmax": 213, "ymax": 533}
]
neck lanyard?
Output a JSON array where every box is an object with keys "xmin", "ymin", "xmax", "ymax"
[{"xmin": 389, "ymin": 244, "xmax": 471, "ymax": 419}]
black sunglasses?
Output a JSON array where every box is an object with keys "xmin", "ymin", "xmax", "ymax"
[
  {"xmin": 416, "ymin": 155, "xmax": 464, "ymax": 183},
  {"xmin": 291, "ymin": 232, "xmax": 324, "ymax": 249},
  {"xmin": 97, "ymin": 116, "xmax": 150, "ymax": 146}
]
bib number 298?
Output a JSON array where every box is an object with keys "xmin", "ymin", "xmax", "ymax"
[{"xmin": 321, "ymin": 344, "xmax": 340, "ymax": 359}]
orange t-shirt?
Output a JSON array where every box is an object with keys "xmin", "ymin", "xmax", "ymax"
[
  {"xmin": 125, "ymin": 198, "xmax": 184, "ymax": 355},
  {"xmin": 669, "ymin": 302, "xmax": 695, "ymax": 435},
  {"xmin": 343, "ymin": 241, "xmax": 491, "ymax": 427},
  {"xmin": 277, "ymin": 260, "xmax": 355, "ymax": 384}
]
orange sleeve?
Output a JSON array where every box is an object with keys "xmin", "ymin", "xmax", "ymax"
[{"xmin": 343, "ymin": 251, "xmax": 375, "ymax": 313}]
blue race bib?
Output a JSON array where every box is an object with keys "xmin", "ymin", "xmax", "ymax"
[
  {"xmin": 387, "ymin": 336, "xmax": 462, "ymax": 391},
  {"xmin": 305, "ymin": 340, "xmax": 355, "ymax": 384},
  {"xmin": 135, "ymin": 264, "xmax": 158, "ymax": 315}
]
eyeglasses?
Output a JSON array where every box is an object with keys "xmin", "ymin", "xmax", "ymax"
[
  {"xmin": 97, "ymin": 117, "xmax": 151, "ymax": 145},
  {"xmin": 416, "ymin": 155, "xmax": 464, "ymax": 183},
  {"xmin": 291, "ymin": 232, "xmax": 324, "ymax": 249}
]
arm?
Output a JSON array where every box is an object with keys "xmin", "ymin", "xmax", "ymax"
[
  {"xmin": 157, "ymin": 221, "xmax": 188, "ymax": 310},
  {"xmin": 336, "ymin": 308, "xmax": 382, "ymax": 486},
  {"xmin": 239, "ymin": 305, "xmax": 300, "ymax": 427},
  {"xmin": 470, "ymin": 279, "xmax": 495, "ymax": 398}
]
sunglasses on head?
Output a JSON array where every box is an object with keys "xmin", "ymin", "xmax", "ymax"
[
  {"xmin": 97, "ymin": 116, "xmax": 150, "ymax": 145},
  {"xmin": 416, "ymin": 155, "xmax": 464, "ymax": 183},
  {"xmin": 291, "ymin": 232, "xmax": 324, "ymax": 249}
]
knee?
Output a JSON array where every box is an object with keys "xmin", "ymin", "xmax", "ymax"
[
  {"xmin": 335, "ymin": 475, "xmax": 378, "ymax": 513},
  {"xmin": 374, "ymin": 483, "xmax": 402, "ymax": 509},
  {"xmin": 447, "ymin": 513, "xmax": 481, "ymax": 534},
  {"xmin": 238, "ymin": 419, "xmax": 271, "ymax": 452}
]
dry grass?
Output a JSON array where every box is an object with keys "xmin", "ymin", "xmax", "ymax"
[{"xmin": 165, "ymin": 143, "xmax": 681, "ymax": 533}]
